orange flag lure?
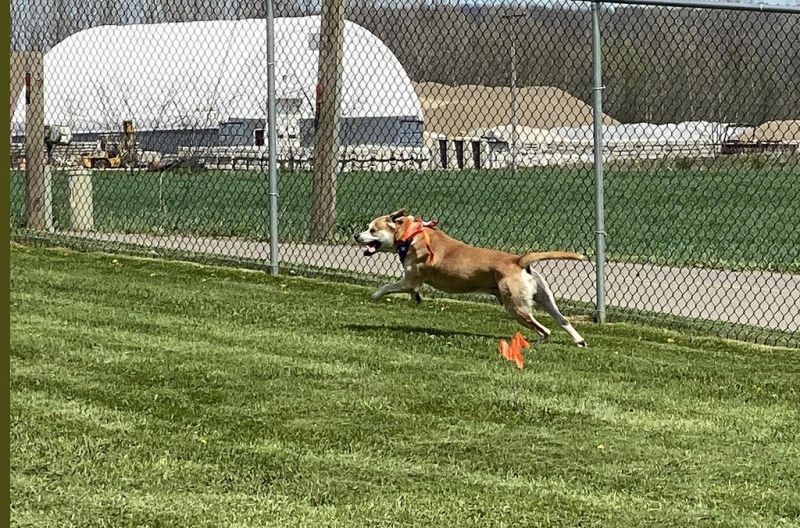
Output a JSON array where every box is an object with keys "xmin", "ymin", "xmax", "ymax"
[{"xmin": 498, "ymin": 333, "xmax": 528, "ymax": 370}]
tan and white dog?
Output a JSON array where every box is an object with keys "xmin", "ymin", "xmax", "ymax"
[{"xmin": 355, "ymin": 209, "xmax": 588, "ymax": 347}]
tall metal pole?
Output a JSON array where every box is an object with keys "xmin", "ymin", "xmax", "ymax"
[
  {"xmin": 591, "ymin": 1, "xmax": 607, "ymax": 324},
  {"xmin": 266, "ymin": 0, "xmax": 279, "ymax": 275},
  {"xmin": 502, "ymin": 13, "xmax": 522, "ymax": 172},
  {"xmin": 510, "ymin": 36, "xmax": 517, "ymax": 172}
]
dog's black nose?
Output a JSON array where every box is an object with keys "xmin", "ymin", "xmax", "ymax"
[{"xmin": 353, "ymin": 233, "xmax": 359, "ymax": 241}]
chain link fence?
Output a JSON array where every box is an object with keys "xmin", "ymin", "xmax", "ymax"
[{"xmin": 9, "ymin": 0, "xmax": 800, "ymax": 347}]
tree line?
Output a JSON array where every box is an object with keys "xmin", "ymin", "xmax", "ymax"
[{"xmin": 10, "ymin": 0, "xmax": 800, "ymax": 125}]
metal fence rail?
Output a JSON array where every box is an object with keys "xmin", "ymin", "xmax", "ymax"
[{"xmin": 9, "ymin": 0, "xmax": 800, "ymax": 347}]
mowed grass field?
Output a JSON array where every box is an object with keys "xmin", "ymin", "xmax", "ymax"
[
  {"xmin": 10, "ymin": 245, "xmax": 800, "ymax": 527},
  {"xmin": 10, "ymin": 163, "xmax": 800, "ymax": 271}
]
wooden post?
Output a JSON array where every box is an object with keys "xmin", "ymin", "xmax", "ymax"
[
  {"xmin": 309, "ymin": 0, "xmax": 347, "ymax": 241},
  {"xmin": 24, "ymin": 52, "xmax": 51, "ymax": 231},
  {"xmin": 10, "ymin": 53, "xmax": 29, "ymax": 120}
]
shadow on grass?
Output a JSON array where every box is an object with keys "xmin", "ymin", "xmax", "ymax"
[{"xmin": 343, "ymin": 323, "xmax": 503, "ymax": 341}]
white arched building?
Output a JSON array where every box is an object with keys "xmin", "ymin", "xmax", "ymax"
[{"xmin": 11, "ymin": 17, "xmax": 423, "ymax": 152}]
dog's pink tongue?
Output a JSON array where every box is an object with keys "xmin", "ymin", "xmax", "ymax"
[{"xmin": 363, "ymin": 245, "xmax": 377, "ymax": 256}]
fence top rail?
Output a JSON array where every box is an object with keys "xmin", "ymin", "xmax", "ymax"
[{"xmin": 591, "ymin": 0, "xmax": 800, "ymax": 14}]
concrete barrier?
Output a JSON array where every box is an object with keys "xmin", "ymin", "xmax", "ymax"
[{"xmin": 67, "ymin": 169, "xmax": 94, "ymax": 231}]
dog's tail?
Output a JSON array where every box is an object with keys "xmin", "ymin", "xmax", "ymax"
[{"xmin": 518, "ymin": 251, "xmax": 588, "ymax": 270}]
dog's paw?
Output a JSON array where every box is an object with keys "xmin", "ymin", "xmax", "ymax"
[
  {"xmin": 576, "ymin": 340, "xmax": 588, "ymax": 348},
  {"xmin": 412, "ymin": 291, "xmax": 422, "ymax": 305}
]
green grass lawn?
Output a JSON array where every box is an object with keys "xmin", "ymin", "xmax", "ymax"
[
  {"xmin": 10, "ymin": 245, "xmax": 800, "ymax": 527},
  {"xmin": 10, "ymin": 162, "xmax": 800, "ymax": 271}
]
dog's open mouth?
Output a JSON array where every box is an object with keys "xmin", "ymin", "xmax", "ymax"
[{"xmin": 362, "ymin": 241, "xmax": 381, "ymax": 256}]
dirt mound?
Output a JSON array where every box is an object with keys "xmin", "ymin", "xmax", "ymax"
[
  {"xmin": 414, "ymin": 82, "xmax": 617, "ymax": 137},
  {"xmin": 738, "ymin": 120, "xmax": 800, "ymax": 143}
]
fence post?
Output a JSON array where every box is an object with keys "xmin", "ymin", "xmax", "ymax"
[
  {"xmin": 266, "ymin": 0, "xmax": 279, "ymax": 275},
  {"xmin": 591, "ymin": 0, "xmax": 607, "ymax": 324},
  {"xmin": 310, "ymin": 0, "xmax": 346, "ymax": 241}
]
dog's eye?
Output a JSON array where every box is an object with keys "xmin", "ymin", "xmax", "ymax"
[{"xmin": 369, "ymin": 228, "xmax": 376, "ymax": 234}]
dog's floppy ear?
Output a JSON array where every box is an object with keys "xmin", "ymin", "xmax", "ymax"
[{"xmin": 388, "ymin": 209, "xmax": 407, "ymax": 222}]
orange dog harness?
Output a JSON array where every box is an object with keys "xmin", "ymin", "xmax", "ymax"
[{"xmin": 396, "ymin": 217, "xmax": 438, "ymax": 264}]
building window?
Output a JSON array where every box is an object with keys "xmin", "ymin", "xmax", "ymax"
[{"xmin": 254, "ymin": 129, "xmax": 265, "ymax": 146}]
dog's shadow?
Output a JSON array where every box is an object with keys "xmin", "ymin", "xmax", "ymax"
[{"xmin": 344, "ymin": 323, "xmax": 503, "ymax": 341}]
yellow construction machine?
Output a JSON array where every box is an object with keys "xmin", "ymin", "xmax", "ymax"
[{"xmin": 80, "ymin": 120, "xmax": 136, "ymax": 169}]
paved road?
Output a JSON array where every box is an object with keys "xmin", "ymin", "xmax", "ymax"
[{"xmin": 60, "ymin": 231, "xmax": 799, "ymax": 333}]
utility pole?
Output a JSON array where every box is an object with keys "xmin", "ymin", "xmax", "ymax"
[{"xmin": 310, "ymin": 0, "xmax": 347, "ymax": 241}]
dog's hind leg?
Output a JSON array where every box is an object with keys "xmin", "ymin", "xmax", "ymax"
[
  {"xmin": 527, "ymin": 268, "xmax": 587, "ymax": 348},
  {"xmin": 498, "ymin": 276, "xmax": 551, "ymax": 341}
]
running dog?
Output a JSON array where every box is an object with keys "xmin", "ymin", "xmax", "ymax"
[{"xmin": 355, "ymin": 209, "xmax": 588, "ymax": 347}]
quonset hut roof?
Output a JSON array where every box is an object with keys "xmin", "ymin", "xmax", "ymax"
[{"xmin": 11, "ymin": 16, "xmax": 422, "ymax": 134}]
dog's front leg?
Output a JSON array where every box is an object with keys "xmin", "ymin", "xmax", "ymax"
[{"xmin": 372, "ymin": 278, "xmax": 417, "ymax": 301}]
